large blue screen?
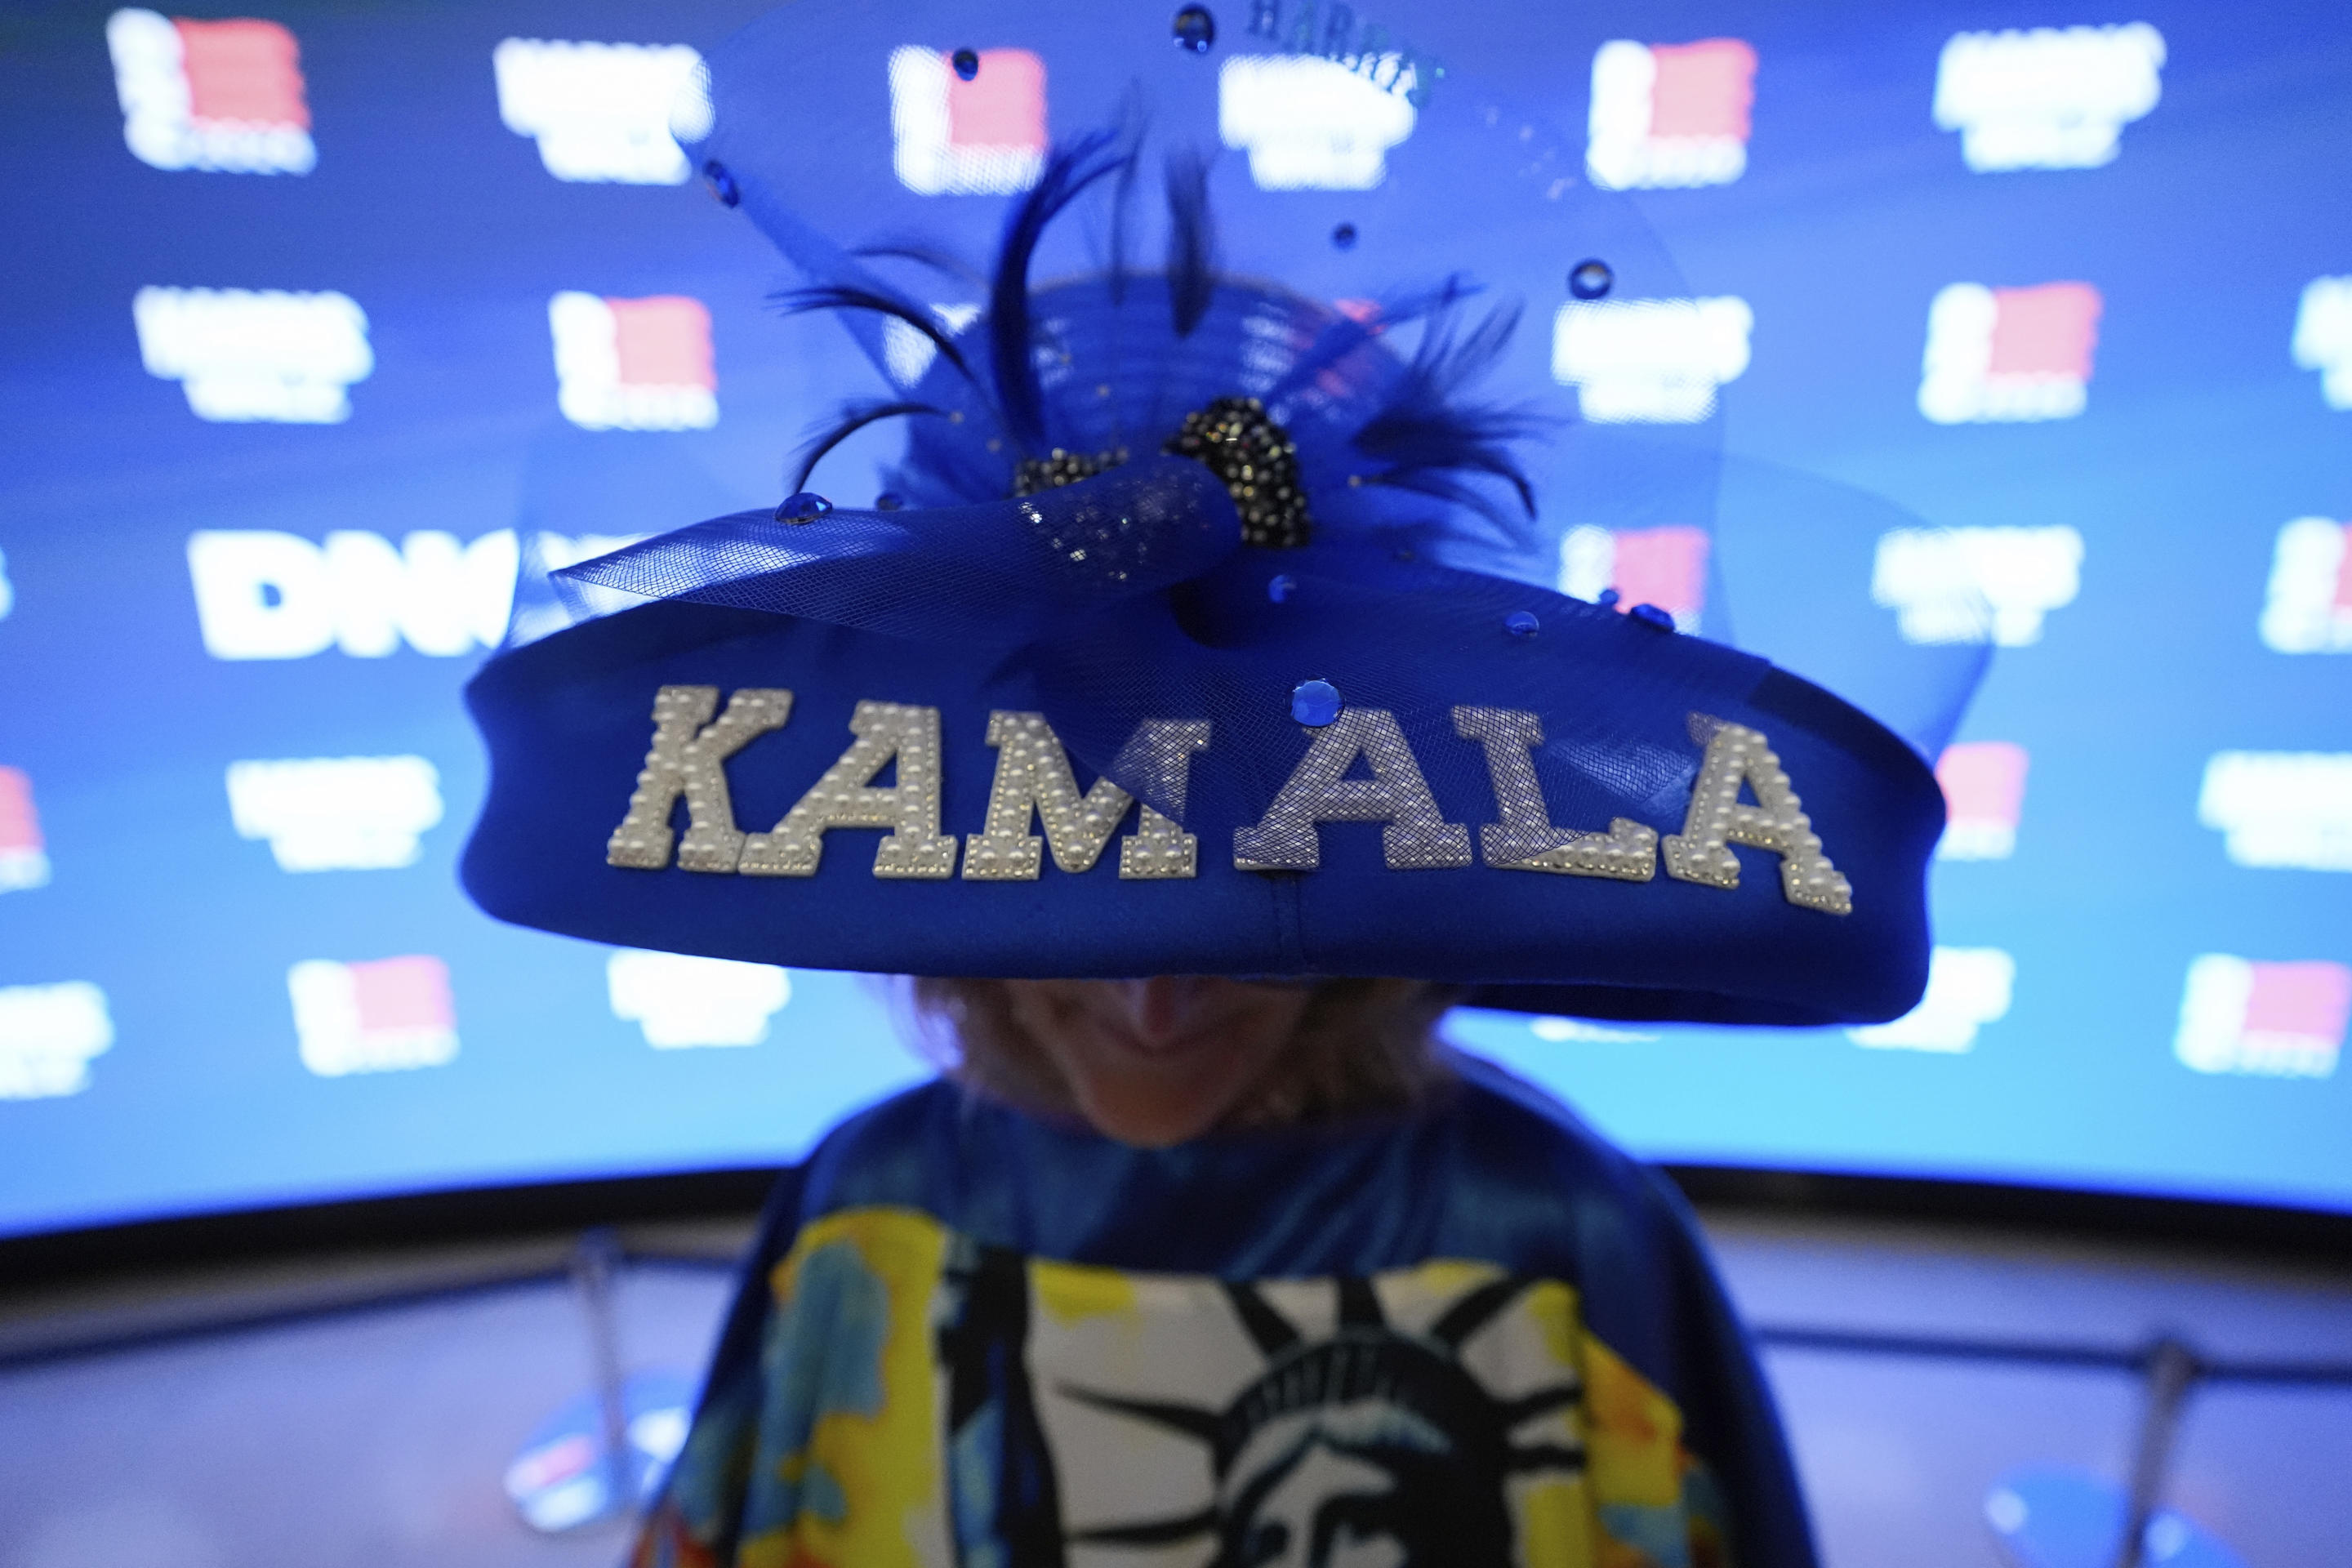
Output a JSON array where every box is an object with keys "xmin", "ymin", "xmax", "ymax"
[{"xmin": 2, "ymin": 0, "xmax": 2347, "ymax": 1236}]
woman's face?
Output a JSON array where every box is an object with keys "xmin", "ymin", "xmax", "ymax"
[{"xmin": 1001, "ymin": 978, "xmax": 1316, "ymax": 1147}]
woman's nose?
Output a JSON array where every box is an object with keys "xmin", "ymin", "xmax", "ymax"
[{"xmin": 1116, "ymin": 977, "xmax": 1209, "ymax": 1042}]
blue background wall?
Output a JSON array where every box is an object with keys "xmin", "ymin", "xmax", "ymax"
[{"xmin": 0, "ymin": 0, "xmax": 2345, "ymax": 1234}]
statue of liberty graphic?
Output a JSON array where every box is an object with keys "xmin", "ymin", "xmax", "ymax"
[{"xmin": 1037, "ymin": 1274, "xmax": 1586, "ymax": 1566}]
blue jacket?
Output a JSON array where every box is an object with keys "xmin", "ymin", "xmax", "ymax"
[{"xmin": 634, "ymin": 1053, "xmax": 1816, "ymax": 1568}]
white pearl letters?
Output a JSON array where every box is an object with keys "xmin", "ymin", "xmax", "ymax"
[
  {"xmin": 1232, "ymin": 707, "xmax": 1475, "ymax": 871},
  {"xmin": 1662, "ymin": 719, "xmax": 1854, "ymax": 914},
  {"xmin": 599, "ymin": 688, "xmax": 1851, "ymax": 912},
  {"xmin": 964, "ymin": 712, "xmax": 1209, "ymax": 881},
  {"xmin": 605, "ymin": 685, "xmax": 793, "ymax": 872},
  {"xmin": 1450, "ymin": 706, "xmax": 1658, "ymax": 880},
  {"xmin": 739, "ymin": 700, "xmax": 959, "ymax": 878}
]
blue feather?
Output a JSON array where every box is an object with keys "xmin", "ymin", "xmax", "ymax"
[
  {"xmin": 781, "ymin": 122, "xmax": 1543, "ymax": 530},
  {"xmin": 989, "ymin": 131, "xmax": 1132, "ymax": 453},
  {"xmin": 771, "ymin": 283, "xmax": 982, "ymax": 391},
  {"xmin": 1350, "ymin": 294, "xmax": 1548, "ymax": 532},
  {"xmin": 1259, "ymin": 275, "xmax": 1478, "ymax": 411},
  {"xmin": 789, "ymin": 400, "xmax": 943, "ymax": 495},
  {"xmin": 1162, "ymin": 149, "xmax": 1218, "ymax": 338},
  {"xmin": 1106, "ymin": 91, "xmax": 1148, "ymax": 308}
]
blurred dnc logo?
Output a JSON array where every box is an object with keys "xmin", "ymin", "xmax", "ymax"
[
  {"xmin": 107, "ymin": 7, "xmax": 313, "ymax": 173},
  {"xmin": 1587, "ymin": 38, "xmax": 1756, "ymax": 190},
  {"xmin": 1550, "ymin": 296, "xmax": 1753, "ymax": 423},
  {"xmin": 134, "ymin": 286, "xmax": 371, "ymax": 424},
  {"xmin": 1849, "ymin": 947, "xmax": 2016, "ymax": 1054},
  {"xmin": 2198, "ymin": 751, "xmax": 2352, "ymax": 874},
  {"xmin": 1920, "ymin": 282, "xmax": 2102, "ymax": 425},
  {"xmin": 288, "ymin": 955, "xmax": 458, "ymax": 1078},
  {"xmin": 0, "ymin": 767, "xmax": 51, "ymax": 893},
  {"xmin": 1221, "ymin": 54, "xmax": 1418, "ymax": 190},
  {"xmin": 2176, "ymin": 956, "xmax": 2349, "ymax": 1080},
  {"xmin": 607, "ymin": 949, "xmax": 791, "ymax": 1049},
  {"xmin": 890, "ymin": 46, "xmax": 1046, "ymax": 195},
  {"xmin": 550, "ymin": 293, "xmax": 717, "ymax": 432},
  {"xmin": 1872, "ymin": 526, "xmax": 2082, "ymax": 647},
  {"xmin": 1935, "ymin": 742, "xmax": 2029, "ymax": 861},
  {"xmin": 2260, "ymin": 516, "xmax": 2352, "ymax": 653},
  {"xmin": 0, "ymin": 982, "xmax": 114, "ymax": 1101},
  {"xmin": 186, "ymin": 528, "xmax": 633, "ymax": 661},
  {"xmin": 227, "ymin": 755, "xmax": 443, "ymax": 872},
  {"xmin": 1556, "ymin": 524, "xmax": 1708, "ymax": 633},
  {"xmin": 1933, "ymin": 24, "xmax": 2164, "ymax": 172},
  {"xmin": 493, "ymin": 38, "xmax": 706, "ymax": 184},
  {"xmin": 2292, "ymin": 277, "xmax": 2352, "ymax": 412}
]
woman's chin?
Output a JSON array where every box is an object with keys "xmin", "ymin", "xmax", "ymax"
[
  {"xmin": 1073, "ymin": 1095, "xmax": 1230, "ymax": 1147},
  {"xmin": 1063, "ymin": 1038, "xmax": 1260, "ymax": 1143}
]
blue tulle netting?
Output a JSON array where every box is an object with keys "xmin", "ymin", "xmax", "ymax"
[{"xmin": 523, "ymin": 23, "xmax": 1989, "ymax": 829}]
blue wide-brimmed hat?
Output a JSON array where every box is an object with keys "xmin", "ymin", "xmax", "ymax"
[{"xmin": 461, "ymin": 3, "xmax": 1984, "ymax": 1027}]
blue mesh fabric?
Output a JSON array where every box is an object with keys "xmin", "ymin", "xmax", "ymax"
[
  {"xmin": 560, "ymin": 455, "xmax": 1243, "ymax": 652},
  {"xmin": 463, "ymin": 6, "xmax": 1986, "ymax": 1022}
]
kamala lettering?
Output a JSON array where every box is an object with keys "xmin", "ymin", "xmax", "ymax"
[{"xmin": 604, "ymin": 686, "xmax": 1850, "ymax": 912}]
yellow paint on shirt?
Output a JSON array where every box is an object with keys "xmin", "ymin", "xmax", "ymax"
[
  {"xmin": 1522, "ymin": 1277, "xmax": 1583, "ymax": 1367},
  {"xmin": 1583, "ymin": 1331, "xmax": 1685, "ymax": 1510},
  {"xmin": 769, "ymin": 1207, "xmax": 951, "ymax": 1568},
  {"xmin": 1033, "ymin": 1258, "xmax": 1139, "ymax": 1325},
  {"xmin": 1514, "ymin": 1474, "xmax": 1600, "ymax": 1568},
  {"xmin": 1413, "ymin": 1257, "xmax": 1502, "ymax": 1300}
]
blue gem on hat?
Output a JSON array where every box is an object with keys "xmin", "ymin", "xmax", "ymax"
[
  {"xmin": 1290, "ymin": 679, "xmax": 1341, "ymax": 728},
  {"xmin": 951, "ymin": 47, "xmax": 979, "ymax": 80},
  {"xmin": 1569, "ymin": 258, "xmax": 1614, "ymax": 300},
  {"xmin": 1505, "ymin": 610, "xmax": 1539, "ymax": 639},
  {"xmin": 702, "ymin": 160, "xmax": 741, "ymax": 207},
  {"xmin": 1267, "ymin": 573, "xmax": 1298, "ymax": 604},
  {"xmin": 776, "ymin": 491, "xmax": 834, "ymax": 524},
  {"xmin": 1597, "ymin": 588, "xmax": 1621, "ymax": 608},
  {"xmin": 1628, "ymin": 603, "xmax": 1676, "ymax": 630},
  {"xmin": 1172, "ymin": 4, "xmax": 1215, "ymax": 53}
]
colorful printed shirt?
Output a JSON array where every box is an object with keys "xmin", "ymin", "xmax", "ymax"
[{"xmin": 633, "ymin": 1054, "xmax": 1816, "ymax": 1568}]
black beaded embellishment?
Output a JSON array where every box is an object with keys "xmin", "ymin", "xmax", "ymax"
[
  {"xmin": 1011, "ymin": 446, "xmax": 1129, "ymax": 497},
  {"xmin": 1162, "ymin": 395, "xmax": 1312, "ymax": 548},
  {"xmin": 1004, "ymin": 399, "xmax": 1311, "ymax": 549}
]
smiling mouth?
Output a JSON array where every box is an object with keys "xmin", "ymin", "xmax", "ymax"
[{"xmin": 1093, "ymin": 1016, "xmax": 1232, "ymax": 1062}]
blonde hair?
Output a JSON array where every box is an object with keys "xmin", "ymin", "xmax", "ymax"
[{"xmin": 903, "ymin": 978, "xmax": 1459, "ymax": 1132}]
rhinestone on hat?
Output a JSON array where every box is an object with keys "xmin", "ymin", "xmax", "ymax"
[
  {"xmin": 1011, "ymin": 446, "xmax": 1130, "ymax": 497},
  {"xmin": 1163, "ymin": 395, "xmax": 1313, "ymax": 548}
]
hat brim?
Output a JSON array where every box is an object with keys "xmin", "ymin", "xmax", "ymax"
[{"xmin": 463, "ymin": 539, "xmax": 1942, "ymax": 1027}]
